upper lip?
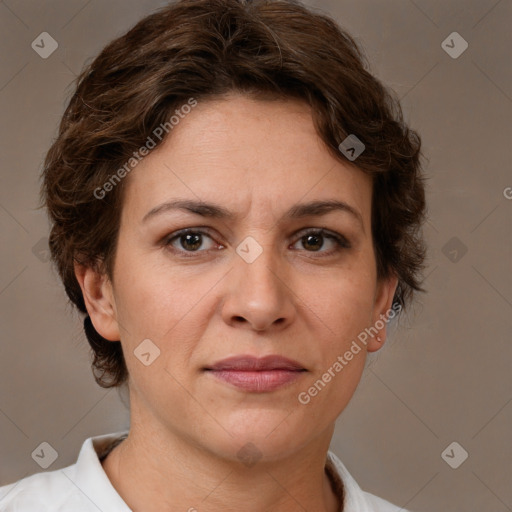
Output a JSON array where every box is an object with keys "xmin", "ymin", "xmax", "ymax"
[{"xmin": 205, "ymin": 355, "xmax": 306, "ymax": 371}]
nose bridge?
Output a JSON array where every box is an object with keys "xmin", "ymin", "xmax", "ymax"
[
  {"xmin": 222, "ymin": 231, "xmax": 293, "ymax": 330},
  {"xmin": 235, "ymin": 233, "xmax": 283, "ymax": 298}
]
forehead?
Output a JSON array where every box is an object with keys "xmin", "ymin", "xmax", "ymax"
[{"xmin": 122, "ymin": 94, "xmax": 372, "ymax": 226}]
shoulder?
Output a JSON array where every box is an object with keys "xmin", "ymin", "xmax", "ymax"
[
  {"xmin": 0, "ymin": 465, "xmax": 93, "ymax": 511},
  {"xmin": 0, "ymin": 431, "xmax": 129, "ymax": 512},
  {"xmin": 327, "ymin": 450, "xmax": 412, "ymax": 512}
]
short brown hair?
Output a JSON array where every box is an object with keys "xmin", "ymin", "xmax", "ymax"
[{"xmin": 42, "ymin": 0, "xmax": 427, "ymax": 388}]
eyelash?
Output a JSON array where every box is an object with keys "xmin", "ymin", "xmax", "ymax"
[{"xmin": 162, "ymin": 227, "xmax": 351, "ymax": 258}]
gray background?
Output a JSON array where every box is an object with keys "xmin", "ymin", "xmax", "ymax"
[{"xmin": 0, "ymin": 0, "xmax": 511, "ymax": 510}]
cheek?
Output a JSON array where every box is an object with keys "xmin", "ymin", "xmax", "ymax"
[
  {"xmin": 311, "ymin": 259, "xmax": 376, "ymax": 341},
  {"xmin": 297, "ymin": 257, "xmax": 376, "ymax": 400},
  {"xmin": 296, "ymin": 282, "xmax": 372, "ymax": 421},
  {"xmin": 111, "ymin": 254, "xmax": 221, "ymax": 388},
  {"xmin": 113, "ymin": 250, "xmax": 203, "ymax": 336}
]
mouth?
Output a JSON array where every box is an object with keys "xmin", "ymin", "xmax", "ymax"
[{"xmin": 203, "ymin": 355, "xmax": 307, "ymax": 392}]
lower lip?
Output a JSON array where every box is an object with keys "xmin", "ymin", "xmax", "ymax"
[{"xmin": 206, "ymin": 370, "xmax": 304, "ymax": 392}]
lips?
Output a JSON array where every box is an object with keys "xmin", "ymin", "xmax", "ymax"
[
  {"xmin": 204, "ymin": 355, "xmax": 306, "ymax": 392},
  {"xmin": 205, "ymin": 355, "xmax": 306, "ymax": 372}
]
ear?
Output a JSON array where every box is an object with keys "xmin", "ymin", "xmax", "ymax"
[
  {"xmin": 74, "ymin": 262, "xmax": 120, "ymax": 341},
  {"xmin": 366, "ymin": 273, "xmax": 399, "ymax": 353}
]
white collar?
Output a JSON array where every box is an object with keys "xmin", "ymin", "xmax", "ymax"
[{"xmin": 62, "ymin": 430, "xmax": 132, "ymax": 511}]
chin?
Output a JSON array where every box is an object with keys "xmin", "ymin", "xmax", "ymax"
[{"xmin": 205, "ymin": 408, "xmax": 315, "ymax": 464}]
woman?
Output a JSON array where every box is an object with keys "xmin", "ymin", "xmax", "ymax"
[{"xmin": 0, "ymin": 0, "xmax": 426, "ymax": 510}]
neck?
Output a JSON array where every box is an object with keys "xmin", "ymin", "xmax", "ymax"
[{"xmin": 102, "ymin": 420, "xmax": 341, "ymax": 512}]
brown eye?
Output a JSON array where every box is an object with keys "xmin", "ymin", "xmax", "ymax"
[
  {"xmin": 292, "ymin": 229, "xmax": 350, "ymax": 255},
  {"xmin": 302, "ymin": 233, "xmax": 323, "ymax": 251},
  {"xmin": 165, "ymin": 228, "xmax": 220, "ymax": 256},
  {"xmin": 178, "ymin": 233, "xmax": 203, "ymax": 251}
]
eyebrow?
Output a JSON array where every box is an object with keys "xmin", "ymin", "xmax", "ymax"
[{"xmin": 142, "ymin": 198, "xmax": 365, "ymax": 232}]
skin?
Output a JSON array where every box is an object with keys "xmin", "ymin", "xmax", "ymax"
[{"xmin": 75, "ymin": 92, "xmax": 398, "ymax": 512}]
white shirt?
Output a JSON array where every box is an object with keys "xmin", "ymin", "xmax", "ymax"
[{"xmin": 0, "ymin": 431, "xmax": 410, "ymax": 511}]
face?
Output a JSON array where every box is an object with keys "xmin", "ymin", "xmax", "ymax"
[{"xmin": 80, "ymin": 93, "xmax": 397, "ymax": 462}]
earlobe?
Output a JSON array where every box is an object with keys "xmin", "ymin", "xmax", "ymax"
[
  {"xmin": 74, "ymin": 262, "xmax": 120, "ymax": 341},
  {"xmin": 366, "ymin": 274, "xmax": 399, "ymax": 353}
]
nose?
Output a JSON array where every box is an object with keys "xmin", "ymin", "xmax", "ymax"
[{"xmin": 220, "ymin": 236, "xmax": 296, "ymax": 332}]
